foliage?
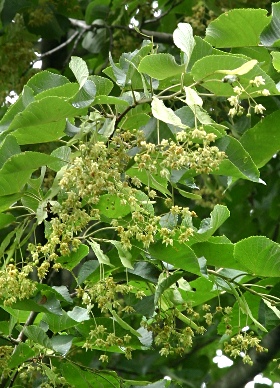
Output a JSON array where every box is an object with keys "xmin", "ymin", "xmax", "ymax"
[{"xmin": 0, "ymin": 1, "xmax": 280, "ymax": 387}]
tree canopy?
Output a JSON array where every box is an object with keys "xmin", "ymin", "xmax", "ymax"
[{"xmin": 0, "ymin": 1, "xmax": 280, "ymax": 387}]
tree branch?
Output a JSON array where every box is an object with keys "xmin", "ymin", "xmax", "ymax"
[
  {"xmin": 209, "ymin": 325, "xmax": 280, "ymax": 388},
  {"xmin": 69, "ymin": 19, "xmax": 173, "ymax": 44}
]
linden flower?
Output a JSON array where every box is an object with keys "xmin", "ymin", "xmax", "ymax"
[
  {"xmin": 261, "ymin": 89, "xmax": 270, "ymax": 96},
  {"xmin": 254, "ymin": 104, "xmax": 266, "ymax": 114},
  {"xmin": 228, "ymin": 107, "xmax": 237, "ymax": 117},
  {"xmin": 227, "ymin": 95, "xmax": 239, "ymax": 106},
  {"xmin": 233, "ymin": 86, "xmax": 242, "ymax": 95},
  {"xmin": 250, "ymin": 76, "xmax": 265, "ymax": 87}
]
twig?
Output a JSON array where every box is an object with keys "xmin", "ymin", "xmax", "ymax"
[{"xmin": 38, "ymin": 31, "xmax": 80, "ymax": 58}]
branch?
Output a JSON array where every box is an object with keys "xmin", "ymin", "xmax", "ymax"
[
  {"xmin": 209, "ymin": 325, "xmax": 280, "ymax": 388},
  {"xmin": 69, "ymin": 19, "xmax": 173, "ymax": 44}
]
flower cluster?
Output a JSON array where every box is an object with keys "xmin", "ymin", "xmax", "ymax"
[
  {"xmin": 83, "ymin": 324, "xmax": 132, "ymax": 361},
  {"xmin": 78, "ymin": 276, "xmax": 135, "ymax": 314},
  {"xmin": 0, "ymin": 346, "xmax": 13, "ymax": 377},
  {"xmin": 136, "ymin": 127, "xmax": 225, "ymax": 176},
  {"xmin": 224, "ymin": 331, "xmax": 267, "ymax": 365},
  {"xmin": 227, "ymin": 76, "xmax": 270, "ymax": 118},
  {"xmin": 32, "ymin": 117, "xmax": 221, "ymax": 265},
  {"xmin": 18, "ymin": 363, "xmax": 69, "ymax": 387},
  {"xmin": 141, "ymin": 303, "xmax": 208, "ymax": 357},
  {"xmin": 0, "ymin": 264, "xmax": 36, "ymax": 306}
]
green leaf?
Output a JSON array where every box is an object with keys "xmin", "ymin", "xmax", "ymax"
[
  {"xmin": 176, "ymin": 187, "xmax": 201, "ymax": 200},
  {"xmin": 108, "ymin": 52, "xmax": 127, "ymax": 87},
  {"xmin": 192, "ymin": 238, "xmax": 236, "ymax": 269},
  {"xmin": 151, "ymin": 96, "xmax": 186, "ymax": 129},
  {"xmin": 191, "ymin": 55, "xmax": 277, "ymax": 97},
  {"xmin": 71, "ymin": 79, "xmax": 96, "ymax": 108},
  {"xmin": 120, "ymin": 113, "xmax": 150, "ymax": 130},
  {"xmin": 77, "ymin": 260, "xmax": 100, "ymax": 285},
  {"xmin": 173, "ymin": 23, "xmax": 195, "ymax": 66},
  {"xmin": 133, "ymin": 380, "xmax": 168, "ymax": 388},
  {"xmin": 261, "ymin": 2, "xmax": 280, "ymax": 47},
  {"xmin": 89, "ymin": 75, "xmax": 113, "ymax": 96},
  {"xmin": 51, "ymin": 335, "xmax": 73, "ymax": 356},
  {"xmin": 0, "ymin": 152, "xmax": 59, "ymax": 196},
  {"xmin": 35, "ymin": 83, "xmax": 79, "ymax": 100},
  {"xmin": 154, "ymin": 271, "xmax": 185, "ymax": 306},
  {"xmin": 234, "ymin": 236, "xmax": 280, "ymax": 277},
  {"xmin": 34, "ymin": 290, "xmax": 63, "ymax": 316},
  {"xmin": 49, "ymin": 146, "xmax": 71, "ymax": 171},
  {"xmin": 110, "ymin": 240, "xmax": 134, "ymax": 269},
  {"xmin": 0, "ymin": 213, "xmax": 15, "ymax": 228},
  {"xmin": 127, "ymin": 167, "xmax": 170, "ymax": 196},
  {"xmin": 149, "ymin": 240, "xmax": 200, "ymax": 275},
  {"xmin": 88, "ymin": 239, "xmax": 112, "ymax": 266},
  {"xmin": 215, "ymin": 135, "xmax": 260, "ymax": 182},
  {"xmin": 27, "ymin": 71, "xmax": 70, "ymax": 95},
  {"xmin": 69, "ymin": 56, "xmax": 89, "ymax": 88},
  {"xmin": 1, "ymin": 97, "xmax": 84, "ymax": 145},
  {"xmin": 8, "ymin": 343, "xmax": 35, "ymax": 369},
  {"xmin": 93, "ymin": 95, "xmax": 130, "ymax": 106},
  {"xmin": 189, "ymin": 205, "xmax": 230, "ymax": 244},
  {"xmin": 0, "ymin": 135, "xmax": 21, "ymax": 169},
  {"xmin": 263, "ymin": 299, "xmax": 280, "ymax": 320},
  {"xmin": 205, "ymin": 9, "xmax": 269, "ymax": 47},
  {"xmin": 23, "ymin": 325, "xmax": 53, "ymax": 348},
  {"xmin": 57, "ymin": 244, "xmax": 89, "ymax": 270},
  {"xmin": 97, "ymin": 193, "xmax": 131, "ymax": 218},
  {"xmin": 61, "ymin": 362, "xmax": 91, "ymax": 388},
  {"xmin": 110, "ymin": 309, "xmax": 142, "ymax": 337},
  {"xmin": 0, "ymin": 96, "xmax": 25, "ymax": 133},
  {"xmin": 62, "ymin": 362, "xmax": 120, "ymax": 388},
  {"xmin": 43, "ymin": 311, "xmax": 77, "ymax": 333},
  {"xmin": 271, "ymin": 51, "xmax": 280, "ymax": 71},
  {"xmin": 138, "ymin": 53, "xmax": 185, "ymax": 80},
  {"xmin": 51, "ymin": 286, "xmax": 72, "ymax": 303},
  {"xmin": 128, "ymin": 262, "xmax": 160, "ymax": 283},
  {"xmin": 240, "ymin": 110, "xmax": 280, "ymax": 167},
  {"xmin": 22, "ymin": 85, "xmax": 34, "ymax": 107}
]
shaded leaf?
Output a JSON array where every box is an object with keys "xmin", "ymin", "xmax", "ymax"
[
  {"xmin": 261, "ymin": 2, "xmax": 280, "ymax": 47},
  {"xmin": 77, "ymin": 260, "xmax": 100, "ymax": 285}
]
